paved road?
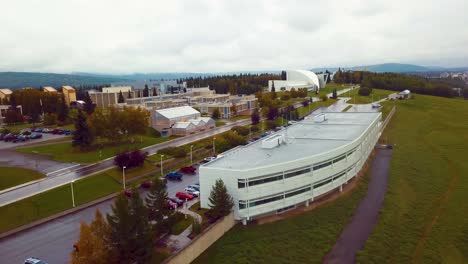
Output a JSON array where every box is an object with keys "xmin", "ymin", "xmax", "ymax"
[
  {"xmin": 0, "ymin": 169, "xmax": 200, "ymax": 264},
  {"xmin": 323, "ymin": 148, "xmax": 392, "ymax": 264},
  {"xmin": 0, "ymin": 119, "xmax": 250, "ymax": 206}
]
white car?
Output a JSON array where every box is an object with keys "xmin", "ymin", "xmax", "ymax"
[
  {"xmin": 184, "ymin": 187, "xmax": 200, "ymax": 197},
  {"xmin": 371, "ymin": 103, "xmax": 382, "ymax": 108},
  {"xmin": 203, "ymin": 156, "xmax": 217, "ymax": 163},
  {"xmin": 25, "ymin": 257, "xmax": 48, "ymax": 264}
]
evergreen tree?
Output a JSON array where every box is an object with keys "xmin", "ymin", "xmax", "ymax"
[
  {"xmin": 271, "ymin": 81, "xmax": 276, "ymax": 92},
  {"xmin": 127, "ymin": 90, "xmax": 133, "ymax": 99},
  {"xmin": 145, "ymin": 179, "xmax": 170, "ymax": 234},
  {"xmin": 83, "ymin": 92, "xmax": 95, "ymax": 114},
  {"xmin": 118, "ymin": 91, "xmax": 125, "ymax": 103},
  {"xmin": 211, "ymin": 108, "xmax": 220, "ymax": 119},
  {"xmin": 129, "ymin": 190, "xmax": 154, "ymax": 263},
  {"xmin": 57, "ymin": 95, "xmax": 69, "ymax": 122},
  {"xmin": 251, "ymin": 108, "xmax": 260, "ymax": 125},
  {"xmin": 332, "ymin": 89, "xmax": 338, "ymax": 99},
  {"xmin": 73, "ymin": 110, "xmax": 94, "ymax": 149},
  {"xmin": 107, "ymin": 194, "xmax": 134, "ymax": 263},
  {"xmin": 152, "ymin": 87, "xmax": 157, "ymax": 96},
  {"xmin": 143, "ymin": 84, "xmax": 149, "ymax": 97},
  {"xmin": 207, "ymin": 179, "xmax": 234, "ymax": 219}
]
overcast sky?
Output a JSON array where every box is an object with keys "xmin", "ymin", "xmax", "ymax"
[{"xmin": 1, "ymin": 0, "xmax": 467, "ymax": 74}]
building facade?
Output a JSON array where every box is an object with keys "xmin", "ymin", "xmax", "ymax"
[
  {"xmin": 150, "ymin": 106, "xmax": 215, "ymax": 137},
  {"xmin": 269, "ymin": 70, "xmax": 322, "ymax": 92},
  {"xmin": 0, "ymin": 89, "xmax": 12, "ymax": 103},
  {"xmin": 62, "ymin": 86, "xmax": 77, "ymax": 106},
  {"xmin": 199, "ymin": 112, "xmax": 382, "ymax": 224}
]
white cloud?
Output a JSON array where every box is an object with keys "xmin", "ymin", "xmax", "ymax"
[{"xmin": 0, "ymin": 0, "xmax": 467, "ymax": 73}]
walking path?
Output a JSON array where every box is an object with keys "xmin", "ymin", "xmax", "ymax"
[{"xmin": 323, "ymin": 148, "xmax": 392, "ymax": 264}]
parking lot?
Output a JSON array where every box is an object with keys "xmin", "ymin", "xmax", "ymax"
[{"xmin": 0, "ymin": 132, "xmax": 69, "ymax": 150}]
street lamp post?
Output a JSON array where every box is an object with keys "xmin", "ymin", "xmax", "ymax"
[
  {"xmin": 213, "ymin": 137, "xmax": 216, "ymax": 155},
  {"xmin": 70, "ymin": 180, "xmax": 75, "ymax": 207},
  {"xmin": 190, "ymin": 145, "xmax": 194, "ymax": 164},
  {"xmin": 122, "ymin": 166, "xmax": 126, "ymax": 190},
  {"xmin": 160, "ymin": 155, "xmax": 164, "ymax": 176}
]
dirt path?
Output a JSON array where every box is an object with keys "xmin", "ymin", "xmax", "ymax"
[
  {"xmin": 410, "ymin": 140, "xmax": 460, "ymax": 263},
  {"xmin": 323, "ymin": 148, "xmax": 393, "ymax": 264}
]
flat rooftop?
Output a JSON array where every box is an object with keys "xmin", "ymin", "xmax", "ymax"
[{"xmin": 203, "ymin": 112, "xmax": 381, "ymax": 170}]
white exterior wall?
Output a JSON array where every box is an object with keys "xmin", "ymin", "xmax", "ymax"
[{"xmin": 200, "ymin": 114, "xmax": 382, "ymax": 221}]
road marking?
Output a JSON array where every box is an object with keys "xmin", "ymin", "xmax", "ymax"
[{"xmin": 46, "ymin": 164, "xmax": 81, "ymax": 176}]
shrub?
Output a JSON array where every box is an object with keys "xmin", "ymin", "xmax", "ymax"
[
  {"xmin": 114, "ymin": 150, "xmax": 147, "ymax": 169},
  {"xmin": 231, "ymin": 126, "xmax": 249, "ymax": 136},
  {"xmin": 250, "ymin": 125, "xmax": 260, "ymax": 132},
  {"xmin": 43, "ymin": 113, "xmax": 57, "ymax": 125},
  {"xmin": 358, "ymin": 87, "xmax": 372, "ymax": 96},
  {"xmin": 266, "ymin": 120, "xmax": 276, "ymax": 129},
  {"xmin": 158, "ymin": 146, "xmax": 187, "ymax": 158},
  {"xmin": 301, "ymin": 100, "xmax": 309, "ymax": 107},
  {"xmin": 320, "ymin": 95, "xmax": 328, "ymax": 101},
  {"xmin": 191, "ymin": 218, "xmax": 202, "ymax": 236},
  {"xmin": 281, "ymin": 94, "xmax": 290, "ymax": 101}
]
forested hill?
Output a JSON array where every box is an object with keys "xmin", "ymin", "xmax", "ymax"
[{"xmin": 0, "ymin": 72, "xmax": 131, "ymax": 89}]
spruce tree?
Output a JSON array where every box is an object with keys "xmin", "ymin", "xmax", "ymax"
[
  {"xmin": 118, "ymin": 91, "xmax": 125, "ymax": 103},
  {"xmin": 127, "ymin": 90, "xmax": 132, "ymax": 99},
  {"xmin": 57, "ymin": 94, "xmax": 69, "ymax": 122},
  {"xmin": 83, "ymin": 92, "xmax": 95, "ymax": 114},
  {"xmin": 251, "ymin": 108, "xmax": 260, "ymax": 125},
  {"xmin": 145, "ymin": 178, "xmax": 170, "ymax": 234},
  {"xmin": 73, "ymin": 110, "xmax": 94, "ymax": 149},
  {"xmin": 130, "ymin": 189, "xmax": 153, "ymax": 263},
  {"xmin": 208, "ymin": 179, "xmax": 234, "ymax": 219},
  {"xmin": 107, "ymin": 194, "xmax": 133, "ymax": 263},
  {"xmin": 332, "ymin": 89, "xmax": 338, "ymax": 99},
  {"xmin": 152, "ymin": 87, "xmax": 157, "ymax": 96},
  {"xmin": 143, "ymin": 84, "xmax": 149, "ymax": 97}
]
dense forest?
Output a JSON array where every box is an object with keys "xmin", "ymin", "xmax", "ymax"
[{"xmin": 181, "ymin": 73, "xmax": 281, "ymax": 95}]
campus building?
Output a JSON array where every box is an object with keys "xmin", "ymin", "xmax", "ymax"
[
  {"xmin": 150, "ymin": 106, "xmax": 215, "ymax": 137},
  {"xmin": 268, "ymin": 70, "xmax": 322, "ymax": 92},
  {"xmin": 199, "ymin": 112, "xmax": 382, "ymax": 224},
  {"xmin": 194, "ymin": 95, "xmax": 258, "ymax": 119},
  {"xmin": 0, "ymin": 89, "xmax": 12, "ymax": 103},
  {"xmin": 43, "ymin": 86, "xmax": 58, "ymax": 93},
  {"xmin": 62, "ymin": 86, "xmax": 77, "ymax": 106},
  {"xmin": 0, "ymin": 105, "xmax": 22, "ymax": 124},
  {"xmin": 88, "ymin": 86, "xmax": 139, "ymax": 107}
]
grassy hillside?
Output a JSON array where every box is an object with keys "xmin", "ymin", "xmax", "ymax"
[{"xmin": 358, "ymin": 95, "xmax": 468, "ymax": 263}]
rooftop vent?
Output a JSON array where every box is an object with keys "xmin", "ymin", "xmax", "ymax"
[
  {"xmin": 314, "ymin": 113, "xmax": 327, "ymax": 123},
  {"xmin": 261, "ymin": 134, "xmax": 284, "ymax": 149}
]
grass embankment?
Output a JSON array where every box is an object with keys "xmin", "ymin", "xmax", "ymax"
[
  {"xmin": 189, "ymin": 201, "xmax": 210, "ymax": 229},
  {"xmin": 17, "ymin": 135, "xmax": 177, "ymax": 163},
  {"xmin": 340, "ymin": 88, "xmax": 394, "ymax": 104},
  {"xmin": 0, "ymin": 167, "xmax": 45, "ymax": 191},
  {"xmin": 358, "ymin": 95, "xmax": 468, "ymax": 263},
  {"xmin": 296, "ymin": 99, "xmax": 337, "ymax": 118},
  {"xmin": 194, "ymin": 174, "xmax": 371, "ymax": 263},
  {"xmin": 0, "ymin": 172, "xmax": 121, "ymax": 233}
]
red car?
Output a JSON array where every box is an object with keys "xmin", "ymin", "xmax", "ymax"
[
  {"xmin": 176, "ymin": 191, "xmax": 194, "ymax": 200},
  {"xmin": 140, "ymin": 180, "xmax": 153, "ymax": 189},
  {"xmin": 180, "ymin": 166, "xmax": 196, "ymax": 174},
  {"xmin": 123, "ymin": 189, "xmax": 132, "ymax": 198},
  {"xmin": 166, "ymin": 200, "xmax": 177, "ymax": 209}
]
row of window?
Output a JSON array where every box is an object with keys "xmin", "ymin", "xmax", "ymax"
[
  {"xmin": 239, "ymin": 185, "xmax": 312, "ymax": 209},
  {"xmin": 238, "ymin": 147, "xmax": 359, "ymax": 189}
]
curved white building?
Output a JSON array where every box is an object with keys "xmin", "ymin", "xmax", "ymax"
[
  {"xmin": 269, "ymin": 70, "xmax": 322, "ymax": 92},
  {"xmin": 199, "ymin": 112, "xmax": 382, "ymax": 224}
]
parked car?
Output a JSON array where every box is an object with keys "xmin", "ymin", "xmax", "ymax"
[
  {"xmin": 180, "ymin": 165, "xmax": 196, "ymax": 174},
  {"xmin": 24, "ymin": 257, "xmax": 48, "ymax": 264},
  {"xmin": 13, "ymin": 135, "xmax": 29, "ymax": 143},
  {"xmin": 140, "ymin": 180, "xmax": 153, "ymax": 189},
  {"xmin": 166, "ymin": 199, "xmax": 178, "ymax": 209},
  {"xmin": 123, "ymin": 189, "xmax": 132, "ymax": 198},
  {"xmin": 372, "ymin": 103, "xmax": 382, "ymax": 108},
  {"xmin": 20, "ymin": 128, "xmax": 32, "ymax": 135},
  {"xmin": 63, "ymin": 130, "xmax": 73, "ymax": 135},
  {"xmin": 42, "ymin": 128, "xmax": 52, "ymax": 133},
  {"xmin": 176, "ymin": 192, "xmax": 194, "ymax": 200},
  {"xmin": 30, "ymin": 133, "xmax": 43, "ymax": 139},
  {"xmin": 168, "ymin": 197, "xmax": 184, "ymax": 207},
  {"xmin": 203, "ymin": 156, "xmax": 217, "ymax": 163},
  {"xmin": 3, "ymin": 133, "xmax": 17, "ymax": 142},
  {"xmin": 184, "ymin": 187, "xmax": 200, "ymax": 197},
  {"xmin": 33, "ymin": 127, "xmax": 43, "ymax": 133},
  {"xmin": 0, "ymin": 133, "xmax": 5, "ymax": 140},
  {"xmin": 52, "ymin": 128, "xmax": 64, "ymax": 134},
  {"xmin": 188, "ymin": 184, "xmax": 200, "ymax": 191},
  {"xmin": 166, "ymin": 171, "xmax": 183, "ymax": 181}
]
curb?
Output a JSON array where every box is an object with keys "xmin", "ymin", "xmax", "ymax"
[
  {"xmin": 0, "ymin": 192, "xmax": 118, "ymax": 240},
  {"xmin": 0, "ymin": 179, "xmax": 44, "ymax": 195}
]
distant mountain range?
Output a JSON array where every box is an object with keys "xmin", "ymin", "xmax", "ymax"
[
  {"xmin": 1, "ymin": 64, "xmax": 467, "ymax": 89},
  {"xmin": 311, "ymin": 63, "xmax": 467, "ymax": 73}
]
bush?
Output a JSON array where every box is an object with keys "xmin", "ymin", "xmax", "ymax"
[
  {"xmin": 301, "ymin": 100, "xmax": 309, "ymax": 107},
  {"xmin": 358, "ymin": 87, "xmax": 372, "ymax": 96},
  {"xmin": 158, "ymin": 146, "xmax": 187, "ymax": 158},
  {"xmin": 266, "ymin": 120, "xmax": 276, "ymax": 129},
  {"xmin": 231, "ymin": 126, "xmax": 249, "ymax": 136},
  {"xmin": 281, "ymin": 94, "xmax": 290, "ymax": 101},
  {"xmin": 43, "ymin": 113, "xmax": 57, "ymax": 126},
  {"xmin": 320, "ymin": 95, "xmax": 328, "ymax": 101},
  {"xmin": 250, "ymin": 125, "xmax": 260, "ymax": 132},
  {"xmin": 113, "ymin": 150, "xmax": 148, "ymax": 169},
  {"xmin": 191, "ymin": 218, "xmax": 202, "ymax": 236}
]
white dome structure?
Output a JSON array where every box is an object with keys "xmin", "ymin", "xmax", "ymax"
[{"xmin": 268, "ymin": 70, "xmax": 322, "ymax": 92}]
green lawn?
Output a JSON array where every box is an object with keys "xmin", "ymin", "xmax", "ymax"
[
  {"xmin": 339, "ymin": 88, "xmax": 394, "ymax": 104},
  {"xmin": 17, "ymin": 135, "xmax": 176, "ymax": 163},
  {"xmin": 215, "ymin": 121, "xmax": 226, "ymax": 127},
  {"xmin": 0, "ymin": 172, "xmax": 121, "ymax": 233},
  {"xmin": 194, "ymin": 173, "xmax": 371, "ymax": 264},
  {"xmin": 358, "ymin": 95, "xmax": 468, "ymax": 263},
  {"xmin": 0, "ymin": 167, "xmax": 45, "ymax": 191},
  {"xmin": 228, "ymin": 115, "xmax": 250, "ymax": 122},
  {"xmin": 105, "ymin": 162, "xmax": 157, "ymax": 182},
  {"xmin": 296, "ymin": 99, "xmax": 337, "ymax": 118},
  {"xmin": 308, "ymin": 82, "xmax": 353, "ymax": 97},
  {"xmin": 171, "ymin": 214, "xmax": 194, "ymax": 235}
]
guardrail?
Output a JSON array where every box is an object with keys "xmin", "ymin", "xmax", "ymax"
[{"xmin": 381, "ymin": 106, "xmax": 396, "ymax": 132}]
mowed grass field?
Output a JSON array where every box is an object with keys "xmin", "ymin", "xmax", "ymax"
[
  {"xmin": 358, "ymin": 95, "xmax": 468, "ymax": 263},
  {"xmin": 0, "ymin": 167, "xmax": 45, "ymax": 191},
  {"xmin": 340, "ymin": 88, "xmax": 394, "ymax": 104},
  {"xmin": 194, "ymin": 174, "xmax": 371, "ymax": 264}
]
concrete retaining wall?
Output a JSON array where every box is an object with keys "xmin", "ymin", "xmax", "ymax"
[{"xmin": 162, "ymin": 212, "xmax": 236, "ymax": 264}]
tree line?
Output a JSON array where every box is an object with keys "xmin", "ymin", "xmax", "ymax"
[{"xmin": 181, "ymin": 73, "xmax": 281, "ymax": 95}]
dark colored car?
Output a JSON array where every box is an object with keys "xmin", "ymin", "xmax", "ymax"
[
  {"xmin": 30, "ymin": 133, "xmax": 43, "ymax": 139},
  {"xmin": 4, "ymin": 133, "xmax": 18, "ymax": 142},
  {"xmin": 33, "ymin": 127, "xmax": 43, "ymax": 133},
  {"xmin": 176, "ymin": 191, "xmax": 194, "ymax": 200},
  {"xmin": 63, "ymin": 130, "xmax": 73, "ymax": 135},
  {"xmin": 168, "ymin": 197, "xmax": 184, "ymax": 207},
  {"xmin": 140, "ymin": 180, "xmax": 153, "ymax": 189},
  {"xmin": 166, "ymin": 171, "xmax": 183, "ymax": 181},
  {"xmin": 13, "ymin": 135, "xmax": 29, "ymax": 143},
  {"xmin": 0, "ymin": 133, "xmax": 5, "ymax": 140},
  {"xmin": 180, "ymin": 165, "xmax": 196, "ymax": 174},
  {"xmin": 52, "ymin": 128, "xmax": 64, "ymax": 134}
]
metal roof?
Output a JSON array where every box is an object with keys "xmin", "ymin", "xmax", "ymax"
[{"xmin": 156, "ymin": 105, "xmax": 200, "ymax": 119}]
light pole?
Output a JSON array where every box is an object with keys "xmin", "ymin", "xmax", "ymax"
[
  {"xmin": 70, "ymin": 180, "xmax": 75, "ymax": 207},
  {"xmin": 160, "ymin": 155, "xmax": 164, "ymax": 176},
  {"xmin": 122, "ymin": 166, "xmax": 126, "ymax": 190},
  {"xmin": 213, "ymin": 137, "xmax": 216, "ymax": 155},
  {"xmin": 190, "ymin": 145, "xmax": 194, "ymax": 164}
]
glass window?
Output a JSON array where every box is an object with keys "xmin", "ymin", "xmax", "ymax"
[
  {"xmin": 334, "ymin": 155, "xmax": 346, "ymax": 164},
  {"xmin": 239, "ymin": 201, "xmax": 247, "ymax": 209},
  {"xmin": 238, "ymin": 180, "xmax": 246, "ymax": 189},
  {"xmin": 248, "ymin": 174, "xmax": 283, "ymax": 187},
  {"xmin": 333, "ymin": 172, "xmax": 346, "ymax": 180},
  {"xmin": 285, "ymin": 187, "xmax": 311, "ymax": 198},
  {"xmin": 284, "ymin": 168, "xmax": 311, "ymax": 179},
  {"xmin": 249, "ymin": 194, "xmax": 283, "ymax": 208},
  {"xmin": 314, "ymin": 178, "xmax": 333, "ymax": 189},
  {"xmin": 313, "ymin": 161, "xmax": 332, "ymax": 171}
]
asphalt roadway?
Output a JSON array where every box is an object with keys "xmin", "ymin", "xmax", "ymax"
[
  {"xmin": 0, "ymin": 168, "xmax": 200, "ymax": 264},
  {"xmin": 0, "ymin": 119, "xmax": 250, "ymax": 206},
  {"xmin": 323, "ymin": 148, "xmax": 393, "ymax": 264}
]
